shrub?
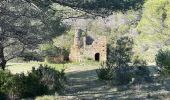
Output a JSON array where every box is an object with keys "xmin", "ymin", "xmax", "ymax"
[
  {"xmin": 134, "ymin": 66, "xmax": 152, "ymax": 83},
  {"xmin": 22, "ymin": 52, "xmax": 44, "ymax": 62},
  {"xmin": 41, "ymin": 43, "xmax": 69, "ymax": 63},
  {"xmin": 97, "ymin": 36, "xmax": 134, "ymax": 84},
  {"xmin": 96, "ymin": 62, "xmax": 114, "ymax": 80},
  {"xmin": 0, "ymin": 70, "xmax": 12, "ymax": 93},
  {"xmin": 31, "ymin": 65, "xmax": 66, "ymax": 93},
  {"xmin": 0, "ymin": 65, "xmax": 66, "ymax": 99},
  {"xmin": 21, "ymin": 72, "xmax": 47, "ymax": 98},
  {"xmin": 96, "ymin": 62, "xmax": 133, "ymax": 84},
  {"xmin": 0, "ymin": 70, "xmax": 12, "ymax": 99},
  {"xmin": 114, "ymin": 36, "xmax": 134, "ymax": 67},
  {"xmin": 113, "ymin": 66, "xmax": 134, "ymax": 85},
  {"xmin": 155, "ymin": 49, "xmax": 170, "ymax": 75},
  {"xmin": 0, "ymin": 70, "xmax": 47, "ymax": 99},
  {"xmin": 98, "ymin": 37, "xmax": 151, "ymax": 85}
]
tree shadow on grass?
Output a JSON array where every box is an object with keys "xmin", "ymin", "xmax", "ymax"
[{"xmin": 63, "ymin": 66, "xmax": 170, "ymax": 100}]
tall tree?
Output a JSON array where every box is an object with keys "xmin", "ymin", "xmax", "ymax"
[{"xmin": 0, "ymin": 0, "xmax": 65, "ymax": 70}]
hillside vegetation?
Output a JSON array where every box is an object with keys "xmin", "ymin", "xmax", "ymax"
[{"xmin": 52, "ymin": 0, "xmax": 170, "ymax": 63}]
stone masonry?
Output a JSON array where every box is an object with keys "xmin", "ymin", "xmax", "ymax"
[{"xmin": 69, "ymin": 29, "xmax": 107, "ymax": 62}]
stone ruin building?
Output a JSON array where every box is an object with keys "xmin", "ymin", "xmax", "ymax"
[{"xmin": 69, "ymin": 29, "xmax": 107, "ymax": 62}]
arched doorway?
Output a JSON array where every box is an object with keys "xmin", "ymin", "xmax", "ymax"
[{"xmin": 95, "ymin": 53, "xmax": 100, "ymax": 61}]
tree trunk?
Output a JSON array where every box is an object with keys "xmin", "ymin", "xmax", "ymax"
[{"xmin": 0, "ymin": 44, "xmax": 6, "ymax": 70}]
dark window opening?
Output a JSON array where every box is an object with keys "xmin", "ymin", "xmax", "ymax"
[
  {"xmin": 95, "ymin": 53, "xmax": 100, "ymax": 61},
  {"xmin": 86, "ymin": 36, "xmax": 94, "ymax": 45}
]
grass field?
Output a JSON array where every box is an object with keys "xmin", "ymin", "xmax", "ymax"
[
  {"xmin": 7, "ymin": 62, "xmax": 66, "ymax": 74},
  {"xmin": 6, "ymin": 60, "xmax": 100, "ymax": 74}
]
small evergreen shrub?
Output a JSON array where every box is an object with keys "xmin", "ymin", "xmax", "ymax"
[
  {"xmin": 21, "ymin": 72, "xmax": 47, "ymax": 98},
  {"xmin": 97, "ymin": 36, "xmax": 134, "ymax": 85},
  {"xmin": 0, "ymin": 65, "xmax": 66, "ymax": 99},
  {"xmin": 155, "ymin": 49, "xmax": 170, "ymax": 75},
  {"xmin": 113, "ymin": 66, "xmax": 134, "ymax": 85},
  {"xmin": 0, "ymin": 70, "xmax": 12, "ymax": 99},
  {"xmin": 134, "ymin": 66, "xmax": 152, "ymax": 83},
  {"xmin": 0, "ymin": 70, "xmax": 47, "ymax": 99},
  {"xmin": 96, "ymin": 62, "xmax": 114, "ymax": 80},
  {"xmin": 31, "ymin": 65, "xmax": 66, "ymax": 93}
]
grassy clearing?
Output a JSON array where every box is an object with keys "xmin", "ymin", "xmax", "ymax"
[
  {"xmin": 6, "ymin": 60, "xmax": 100, "ymax": 74},
  {"xmin": 7, "ymin": 62, "xmax": 65, "ymax": 74}
]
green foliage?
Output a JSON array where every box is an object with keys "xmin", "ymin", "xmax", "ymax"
[
  {"xmin": 22, "ymin": 52, "xmax": 43, "ymax": 62},
  {"xmin": 31, "ymin": 65, "xmax": 66, "ymax": 93},
  {"xmin": 40, "ymin": 43, "xmax": 69, "ymax": 63},
  {"xmin": 137, "ymin": 0, "xmax": 170, "ymax": 34},
  {"xmin": 21, "ymin": 72, "xmax": 47, "ymax": 98},
  {"xmin": 40, "ymin": 43, "xmax": 61, "ymax": 56},
  {"xmin": 136, "ymin": 0, "xmax": 170, "ymax": 62},
  {"xmin": 113, "ymin": 66, "xmax": 134, "ymax": 85},
  {"xmin": 98, "ymin": 36, "xmax": 151, "ymax": 84},
  {"xmin": 0, "ymin": 70, "xmax": 46, "ymax": 99},
  {"xmin": 40, "ymin": 42, "xmax": 69, "ymax": 63},
  {"xmin": 96, "ymin": 62, "xmax": 114, "ymax": 80},
  {"xmin": 107, "ymin": 36, "xmax": 134, "ymax": 66},
  {"xmin": 156, "ymin": 49, "xmax": 170, "ymax": 75},
  {"xmin": 97, "ymin": 36, "xmax": 135, "ymax": 84},
  {"xmin": 114, "ymin": 36, "xmax": 134, "ymax": 67},
  {"xmin": 134, "ymin": 66, "xmax": 152, "ymax": 83},
  {"xmin": 112, "ymin": 36, "xmax": 134, "ymax": 84},
  {"xmin": 0, "ymin": 70, "xmax": 12, "ymax": 99},
  {"xmin": 0, "ymin": 65, "xmax": 66, "ymax": 99}
]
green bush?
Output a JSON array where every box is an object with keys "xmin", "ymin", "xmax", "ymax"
[
  {"xmin": 98, "ymin": 36, "xmax": 151, "ymax": 85},
  {"xmin": 113, "ymin": 66, "xmax": 134, "ymax": 85},
  {"xmin": 0, "ymin": 70, "xmax": 11, "ymax": 99},
  {"xmin": 98, "ymin": 36, "xmax": 134, "ymax": 84},
  {"xmin": 0, "ymin": 65, "xmax": 66, "ymax": 99},
  {"xmin": 22, "ymin": 52, "xmax": 44, "ymax": 62},
  {"xmin": 114, "ymin": 36, "xmax": 134, "ymax": 67},
  {"xmin": 134, "ymin": 66, "xmax": 152, "ymax": 83},
  {"xmin": 96, "ymin": 62, "xmax": 114, "ymax": 80},
  {"xmin": 156, "ymin": 49, "xmax": 170, "ymax": 75},
  {"xmin": 31, "ymin": 65, "xmax": 66, "ymax": 93},
  {"xmin": 21, "ymin": 72, "xmax": 47, "ymax": 98},
  {"xmin": 41, "ymin": 43, "xmax": 69, "ymax": 63},
  {"xmin": 0, "ymin": 70, "xmax": 47, "ymax": 99},
  {"xmin": 96, "ymin": 62, "xmax": 134, "ymax": 85}
]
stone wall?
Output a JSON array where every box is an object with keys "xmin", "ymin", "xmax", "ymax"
[{"xmin": 69, "ymin": 30, "xmax": 107, "ymax": 62}]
